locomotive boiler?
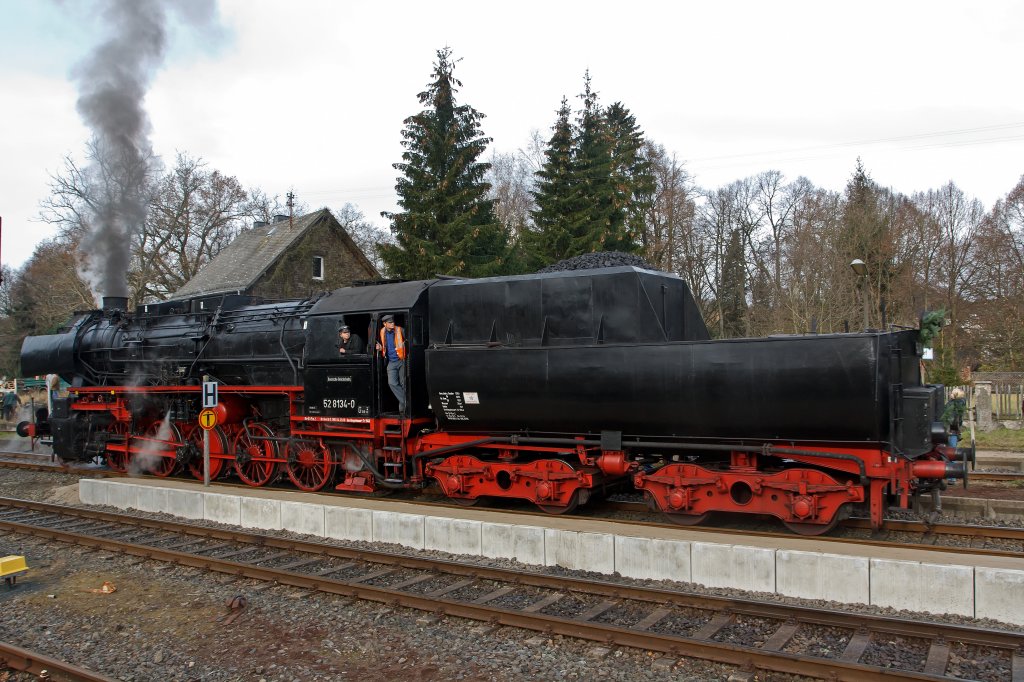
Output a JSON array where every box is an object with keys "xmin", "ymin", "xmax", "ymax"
[{"xmin": 18, "ymin": 265, "xmax": 969, "ymax": 534}]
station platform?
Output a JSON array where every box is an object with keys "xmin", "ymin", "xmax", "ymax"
[{"xmin": 79, "ymin": 478, "xmax": 1024, "ymax": 626}]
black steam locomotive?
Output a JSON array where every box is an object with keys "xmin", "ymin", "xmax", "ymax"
[{"xmin": 19, "ymin": 265, "xmax": 967, "ymax": 534}]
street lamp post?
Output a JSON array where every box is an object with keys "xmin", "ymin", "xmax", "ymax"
[{"xmin": 850, "ymin": 259, "xmax": 869, "ymax": 331}]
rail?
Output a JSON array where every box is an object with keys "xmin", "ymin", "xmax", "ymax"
[
  {"xmin": 0, "ymin": 641, "xmax": 116, "ymax": 681},
  {"xmin": 1, "ymin": 498, "xmax": 1022, "ymax": 681}
]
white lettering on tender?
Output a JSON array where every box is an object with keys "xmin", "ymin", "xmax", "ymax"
[{"xmin": 437, "ymin": 391, "xmax": 470, "ymax": 421}]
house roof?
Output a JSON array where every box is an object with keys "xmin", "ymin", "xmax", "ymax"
[{"xmin": 172, "ymin": 208, "xmax": 378, "ymax": 299}]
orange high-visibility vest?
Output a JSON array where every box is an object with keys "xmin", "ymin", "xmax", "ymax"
[{"xmin": 379, "ymin": 325, "xmax": 406, "ymax": 361}]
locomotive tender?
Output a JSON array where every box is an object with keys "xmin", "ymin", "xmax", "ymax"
[{"xmin": 19, "ymin": 265, "xmax": 968, "ymax": 534}]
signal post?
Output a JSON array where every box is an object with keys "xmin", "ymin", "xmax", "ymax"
[{"xmin": 200, "ymin": 377, "xmax": 219, "ymax": 486}]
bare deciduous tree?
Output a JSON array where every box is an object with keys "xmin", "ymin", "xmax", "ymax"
[
  {"xmin": 333, "ymin": 203, "xmax": 392, "ymax": 273},
  {"xmin": 640, "ymin": 142, "xmax": 695, "ymax": 275},
  {"xmin": 132, "ymin": 153, "xmax": 252, "ymax": 302},
  {"xmin": 486, "ymin": 130, "xmax": 546, "ymax": 243}
]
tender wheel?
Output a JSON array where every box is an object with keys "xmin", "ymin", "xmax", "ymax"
[
  {"xmin": 186, "ymin": 426, "xmax": 229, "ymax": 480},
  {"xmin": 783, "ymin": 502, "xmax": 852, "ymax": 536},
  {"xmin": 450, "ymin": 496, "xmax": 483, "ymax": 507},
  {"xmin": 285, "ymin": 440, "xmax": 335, "ymax": 492},
  {"xmin": 536, "ymin": 490, "xmax": 581, "ymax": 515},
  {"xmin": 663, "ymin": 511, "xmax": 710, "ymax": 527},
  {"xmin": 104, "ymin": 421, "xmax": 131, "ymax": 472},
  {"xmin": 783, "ymin": 517, "xmax": 841, "ymax": 536},
  {"xmin": 135, "ymin": 420, "xmax": 182, "ymax": 477},
  {"xmin": 233, "ymin": 422, "xmax": 279, "ymax": 487}
]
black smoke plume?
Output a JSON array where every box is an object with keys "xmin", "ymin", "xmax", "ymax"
[{"xmin": 71, "ymin": 0, "xmax": 217, "ymax": 299}]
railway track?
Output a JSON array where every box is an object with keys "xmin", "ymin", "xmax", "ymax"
[
  {"xmin": 972, "ymin": 471, "xmax": 1024, "ymax": 482},
  {"xmin": 0, "ymin": 640, "xmax": 116, "ymax": 681},
  {"xmin": 2, "ymin": 453, "xmax": 1023, "ymax": 554},
  {"xmin": 1, "ymin": 497, "xmax": 1021, "ymax": 681}
]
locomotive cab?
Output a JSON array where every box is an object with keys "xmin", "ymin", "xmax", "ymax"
[
  {"xmin": 303, "ymin": 314, "xmax": 374, "ymax": 418},
  {"xmin": 299, "ymin": 310, "xmax": 422, "ymax": 419}
]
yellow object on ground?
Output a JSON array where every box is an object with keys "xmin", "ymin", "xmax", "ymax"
[
  {"xmin": 0, "ymin": 555, "xmax": 28, "ymax": 587},
  {"xmin": 0, "ymin": 555, "xmax": 28, "ymax": 577}
]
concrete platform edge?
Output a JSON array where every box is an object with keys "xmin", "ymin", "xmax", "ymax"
[{"xmin": 82, "ymin": 480, "xmax": 1024, "ymax": 625}]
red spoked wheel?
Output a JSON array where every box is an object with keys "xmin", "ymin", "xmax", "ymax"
[
  {"xmin": 133, "ymin": 420, "xmax": 183, "ymax": 477},
  {"xmin": 233, "ymin": 422, "xmax": 279, "ymax": 487},
  {"xmin": 104, "ymin": 421, "xmax": 131, "ymax": 472},
  {"xmin": 186, "ymin": 426, "xmax": 229, "ymax": 480},
  {"xmin": 285, "ymin": 439, "xmax": 335, "ymax": 492}
]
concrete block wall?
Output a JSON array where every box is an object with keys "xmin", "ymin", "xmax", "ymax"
[{"xmin": 84, "ymin": 480, "xmax": 1024, "ymax": 626}]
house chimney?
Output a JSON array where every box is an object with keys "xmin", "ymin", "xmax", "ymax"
[{"xmin": 273, "ymin": 214, "xmax": 288, "ymax": 224}]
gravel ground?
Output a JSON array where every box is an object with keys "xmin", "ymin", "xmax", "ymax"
[
  {"xmin": 1, "ymin": 468, "xmax": 1019, "ymax": 681},
  {"xmin": 0, "ymin": 470, "xmax": 793, "ymax": 682}
]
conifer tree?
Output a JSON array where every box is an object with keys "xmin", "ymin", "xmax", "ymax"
[
  {"xmin": 380, "ymin": 48, "xmax": 511, "ymax": 279},
  {"xmin": 525, "ymin": 98, "xmax": 584, "ymax": 269},
  {"xmin": 719, "ymin": 228, "xmax": 748, "ymax": 338},
  {"xmin": 605, "ymin": 102, "xmax": 655, "ymax": 249},
  {"xmin": 528, "ymin": 74, "xmax": 651, "ymax": 267},
  {"xmin": 841, "ymin": 158, "xmax": 889, "ymax": 328},
  {"xmin": 572, "ymin": 73, "xmax": 626, "ymax": 251}
]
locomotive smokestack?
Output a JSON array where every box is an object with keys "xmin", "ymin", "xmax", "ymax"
[{"xmin": 102, "ymin": 296, "xmax": 129, "ymax": 312}]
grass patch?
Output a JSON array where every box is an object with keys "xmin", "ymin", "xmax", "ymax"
[{"xmin": 974, "ymin": 428, "xmax": 1024, "ymax": 451}]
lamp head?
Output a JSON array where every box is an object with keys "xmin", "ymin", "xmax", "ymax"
[{"xmin": 850, "ymin": 258, "xmax": 868, "ymax": 276}]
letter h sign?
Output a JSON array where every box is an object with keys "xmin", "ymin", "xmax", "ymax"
[{"xmin": 202, "ymin": 381, "xmax": 219, "ymax": 409}]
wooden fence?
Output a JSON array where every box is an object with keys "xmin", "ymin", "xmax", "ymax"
[{"xmin": 947, "ymin": 384, "xmax": 1023, "ymax": 421}]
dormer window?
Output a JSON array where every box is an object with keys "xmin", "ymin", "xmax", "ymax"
[{"xmin": 312, "ymin": 255, "xmax": 324, "ymax": 280}]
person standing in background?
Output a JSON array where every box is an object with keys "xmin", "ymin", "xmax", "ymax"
[
  {"xmin": 46, "ymin": 373, "xmax": 60, "ymax": 416},
  {"xmin": 941, "ymin": 387, "xmax": 968, "ymax": 447},
  {"xmin": 2, "ymin": 389, "xmax": 21, "ymax": 424}
]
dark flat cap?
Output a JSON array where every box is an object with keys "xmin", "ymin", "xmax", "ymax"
[
  {"xmin": 381, "ymin": 314, "xmax": 395, "ymax": 322},
  {"xmin": 340, "ymin": 325, "xmax": 350, "ymax": 332}
]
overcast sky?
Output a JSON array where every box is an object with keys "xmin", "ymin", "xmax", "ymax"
[{"xmin": 1, "ymin": 0, "xmax": 1022, "ymax": 269}]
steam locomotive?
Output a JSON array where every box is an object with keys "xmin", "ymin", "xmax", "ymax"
[{"xmin": 18, "ymin": 265, "xmax": 969, "ymax": 534}]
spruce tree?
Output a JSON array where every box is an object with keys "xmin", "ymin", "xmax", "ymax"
[
  {"xmin": 525, "ymin": 98, "xmax": 584, "ymax": 269},
  {"xmin": 841, "ymin": 159, "xmax": 889, "ymax": 328},
  {"xmin": 573, "ymin": 73, "xmax": 626, "ymax": 252},
  {"xmin": 380, "ymin": 48, "xmax": 511, "ymax": 279},
  {"xmin": 719, "ymin": 228, "xmax": 748, "ymax": 338},
  {"xmin": 605, "ymin": 102, "xmax": 655, "ymax": 250},
  {"xmin": 528, "ymin": 74, "xmax": 651, "ymax": 268}
]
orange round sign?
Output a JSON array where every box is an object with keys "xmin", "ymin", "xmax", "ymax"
[{"xmin": 198, "ymin": 409, "xmax": 218, "ymax": 430}]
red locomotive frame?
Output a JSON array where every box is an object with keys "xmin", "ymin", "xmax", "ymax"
[{"xmin": 39, "ymin": 383, "xmax": 961, "ymax": 536}]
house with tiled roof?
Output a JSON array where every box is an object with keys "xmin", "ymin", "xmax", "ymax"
[{"xmin": 172, "ymin": 208, "xmax": 379, "ymax": 301}]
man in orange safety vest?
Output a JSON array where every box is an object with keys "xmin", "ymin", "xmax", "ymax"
[{"xmin": 376, "ymin": 314, "xmax": 406, "ymax": 414}]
